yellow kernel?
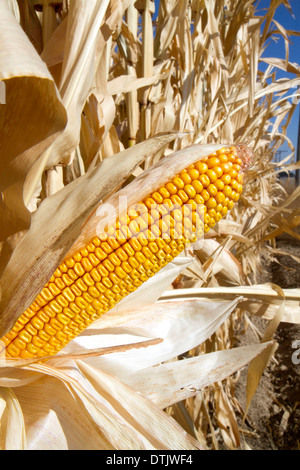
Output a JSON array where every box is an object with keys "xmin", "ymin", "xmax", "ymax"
[
  {"xmin": 56, "ymin": 331, "xmax": 68, "ymax": 342},
  {"xmin": 75, "ymin": 278, "xmax": 87, "ymax": 292},
  {"xmin": 74, "ymin": 262, "xmax": 85, "ymax": 277},
  {"xmin": 206, "ymin": 170, "xmax": 218, "ymax": 183},
  {"xmin": 158, "ymin": 187, "xmax": 170, "ymax": 199},
  {"xmin": 75, "ymin": 297, "xmax": 89, "ymax": 310},
  {"xmin": 232, "ymin": 190, "xmax": 240, "ymax": 202},
  {"xmin": 229, "ymin": 169, "xmax": 238, "ymax": 179},
  {"xmin": 110, "ymin": 271, "xmax": 122, "ymax": 284},
  {"xmin": 215, "ymin": 179, "xmax": 224, "ymax": 191},
  {"xmin": 61, "ymin": 273, "xmax": 73, "ymax": 286},
  {"xmin": 20, "ymin": 349, "xmax": 35, "ymax": 358},
  {"xmin": 6, "ymin": 344, "xmax": 21, "ymax": 357},
  {"xmin": 144, "ymin": 197, "xmax": 157, "ymax": 210},
  {"xmin": 158, "ymin": 204, "xmax": 169, "ymax": 217},
  {"xmin": 204, "ymin": 214, "xmax": 210, "ymax": 225},
  {"xmin": 158, "ymin": 219, "xmax": 169, "ymax": 233},
  {"xmin": 32, "ymin": 336, "xmax": 45, "ymax": 348},
  {"xmin": 223, "ymin": 185, "xmax": 232, "ymax": 198},
  {"xmin": 87, "ymin": 253, "xmax": 99, "ymax": 268},
  {"xmin": 190, "ymin": 179, "xmax": 203, "ymax": 194},
  {"xmin": 215, "ymin": 192, "xmax": 226, "ymax": 205},
  {"xmin": 218, "ymin": 154, "xmax": 228, "ymax": 163},
  {"xmin": 188, "ymin": 168, "xmax": 200, "ymax": 180},
  {"xmin": 184, "ymin": 184, "xmax": 196, "ymax": 199},
  {"xmin": 38, "ymin": 330, "xmax": 51, "ymax": 342},
  {"xmin": 151, "ymin": 191, "xmax": 164, "ymax": 204},
  {"xmin": 89, "ymin": 268, "xmax": 101, "ymax": 283},
  {"xmin": 195, "ymin": 162, "xmax": 208, "ymax": 173},
  {"xmin": 86, "ymin": 242, "xmax": 95, "ymax": 252},
  {"xmin": 208, "ymin": 209, "xmax": 216, "ymax": 219},
  {"xmin": 69, "ymin": 283, "xmax": 83, "ymax": 298},
  {"xmin": 56, "ymin": 313, "xmax": 71, "ymax": 326},
  {"xmin": 37, "ymin": 311, "xmax": 50, "ymax": 323},
  {"xmin": 107, "ymin": 237, "xmax": 120, "ymax": 250},
  {"xmin": 91, "ymin": 299, "xmax": 103, "ymax": 311},
  {"xmin": 207, "ymin": 197, "xmax": 217, "ymax": 209},
  {"xmin": 129, "ymin": 238, "xmax": 142, "ymax": 252},
  {"xmin": 233, "ymin": 164, "xmax": 241, "ymax": 172},
  {"xmin": 30, "ymin": 317, "xmax": 44, "ymax": 330},
  {"xmin": 108, "ymin": 252, "xmax": 121, "ymax": 267},
  {"xmin": 214, "ymin": 166, "xmax": 223, "ymax": 178},
  {"xmin": 25, "ymin": 323, "xmax": 38, "ymax": 336},
  {"xmin": 27, "ymin": 343, "xmax": 39, "ymax": 354},
  {"xmin": 73, "ymin": 253, "xmax": 82, "ymax": 263},
  {"xmin": 207, "ymin": 184, "xmax": 218, "ymax": 196},
  {"xmin": 81, "ymin": 248, "xmax": 89, "ymax": 257},
  {"xmin": 177, "ymin": 189, "xmax": 189, "ymax": 203},
  {"xmin": 171, "ymin": 178, "xmax": 184, "ymax": 190},
  {"xmin": 187, "ymin": 198, "xmax": 197, "ymax": 211},
  {"xmin": 179, "ymin": 171, "xmax": 192, "ymax": 184},
  {"xmin": 48, "ymin": 283, "xmax": 61, "ymax": 297},
  {"xmin": 172, "ymin": 208, "xmax": 182, "ymax": 223},
  {"xmin": 115, "ymin": 266, "xmax": 127, "ymax": 278},
  {"xmin": 101, "ymin": 242, "xmax": 113, "ymax": 254},
  {"xmin": 199, "ymin": 174, "xmax": 210, "ymax": 187},
  {"xmin": 220, "ymin": 163, "xmax": 231, "ymax": 173},
  {"xmin": 207, "ymin": 157, "xmax": 220, "ymax": 168},
  {"xmin": 92, "ymin": 237, "xmax": 101, "ymax": 247},
  {"xmin": 194, "ymin": 194, "xmax": 205, "ymax": 205},
  {"xmin": 170, "ymin": 194, "xmax": 183, "ymax": 207},
  {"xmin": 221, "ymin": 174, "xmax": 231, "ymax": 184},
  {"xmin": 221, "ymin": 206, "xmax": 228, "ymax": 216},
  {"xmin": 83, "ymin": 272, "xmax": 94, "ymax": 287},
  {"xmin": 231, "ymin": 179, "xmax": 239, "ymax": 191},
  {"xmin": 40, "ymin": 288, "xmax": 54, "ymax": 302},
  {"xmin": 44, "ymin": 324, "xmax": 57, "ymax": 337},
  {"xmin": 12, "ymin": 338, "xmax": 26, "ymax": 350},
  {"xmin": 200, "ymin": 189, "xmax": 210, "ymax": 202},
  {"xmin": 136, "ymin": 216, "xmax": 148, "ymax": 231}
]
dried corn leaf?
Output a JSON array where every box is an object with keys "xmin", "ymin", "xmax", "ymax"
[
  {"xmin": 0, "ymin": 2, "xmax": 67, "ymax": 246},
  {"xmin": 65, "ymin": 297, "xmax": 243, "ymax": 381},
  {"xmin": 125, "ymin": 342, "xmax": 274, "ymax": 409}
]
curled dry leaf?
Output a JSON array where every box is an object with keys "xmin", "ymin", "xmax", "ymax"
[{"xmin": 0, "ymin": 2, "xmax": 67, "ymax": 252}]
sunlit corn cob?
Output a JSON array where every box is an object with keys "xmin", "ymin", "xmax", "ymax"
[{"xmin": 1, "ymin": 146, "xmax": 246, "ymax": 359}]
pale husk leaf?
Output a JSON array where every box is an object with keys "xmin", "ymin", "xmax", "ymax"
[
  {"xmin": 63, "ymin": 297, "xmax": 244, "ymax": 382},
  {"xmin": 124, "ymin": 342, "xmax": 274, "ymax": 409}
]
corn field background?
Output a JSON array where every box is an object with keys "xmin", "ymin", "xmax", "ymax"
[{"xmin": 0, "ymin": 0, "xmax": 300, "ymax": 450}]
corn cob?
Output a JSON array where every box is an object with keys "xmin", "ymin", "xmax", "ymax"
[{"xmin": 1, "ymin": 146, "xmax": 246, "ymax": 359}]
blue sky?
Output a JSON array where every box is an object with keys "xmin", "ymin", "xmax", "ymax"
[
  {"xmin": 256, "ymin": 0, "xmax": 300, "ymax": 161},
  {"xmin": 153, "ymin": 0, "xmax": 300, "ymax": 161}
]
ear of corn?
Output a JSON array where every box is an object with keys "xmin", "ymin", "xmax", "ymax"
[{"xmin": 1, "ymin": 146, "xmax": 245, "ymax": 359}]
